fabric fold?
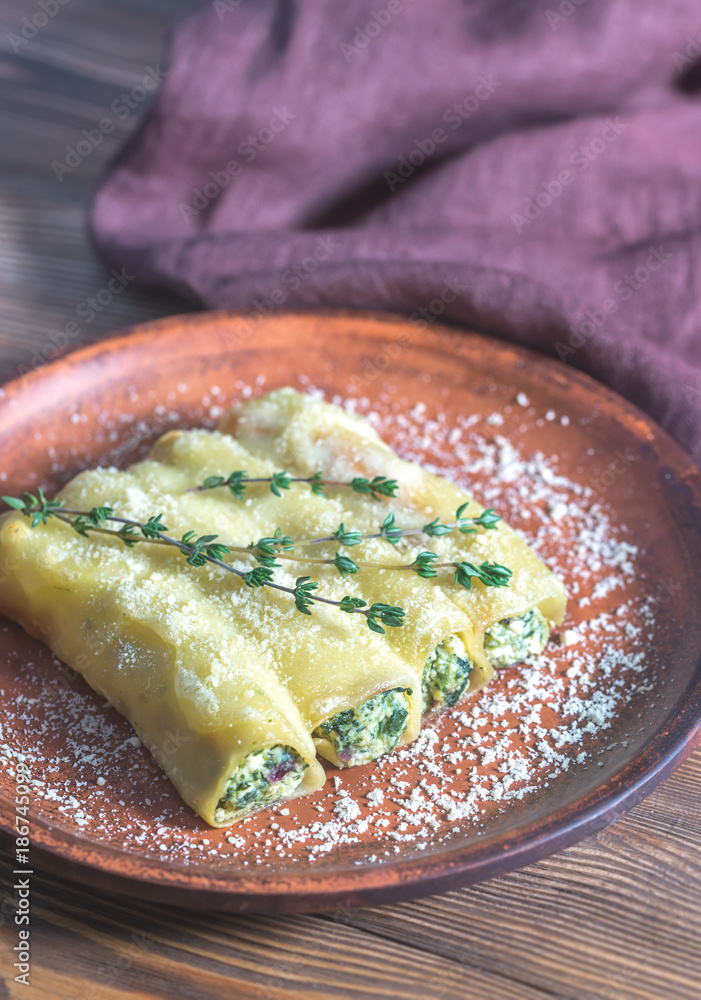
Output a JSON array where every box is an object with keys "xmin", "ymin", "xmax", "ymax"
[{"xmin": 91, "ymin": 0, "xmax": 701, "ymax": 462}]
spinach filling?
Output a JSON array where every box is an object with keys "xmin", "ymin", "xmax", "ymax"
[
  {"xmin": 421, "ymin": 634, "xmax": 473, "ymax": 714},
  {"xmin": 214, "ymin": 744, "xmax": 308, "ymax": 821},
  {"xmin": 483, "ymin": 607, "xmax": 550, "ymax": 668},
  {"xmin": 314, "ymin": 687, "xmax": 411, "ymax": 766}
]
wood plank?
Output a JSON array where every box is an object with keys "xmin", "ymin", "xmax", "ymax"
[
  {"xmin": 323, "ymin": 749, "xmax": 701, "ymax": 1000},
  {"xmin": 0, "ymin": 0, "xmax": 194, "ymax": 84},
  {"xmin": 1, "ymin": 751, "xmax": 699, "ymax": 999},
  {"xmin": 0, "ymin": 847, "xmax": 553, "ymax": 1000},
  {"xmin": 0, "ymin": 0, "xmax": 197, "ymax": 385}
]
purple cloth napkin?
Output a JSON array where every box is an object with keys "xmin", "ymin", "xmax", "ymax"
[{"xmin": 91, "ymin": 0, "xmax": 701, "ymax": 462}]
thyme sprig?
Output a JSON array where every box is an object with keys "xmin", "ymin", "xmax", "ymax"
[
  {"xmin": 280, "ymin": 504, "xmax": 501, "ymax": 550},
  {"xmin": 190, "ymin": 471, "xmax": 399, "ymax": 501},
  {"xmin": 3, "ymin": 484, "xmax": 512, "ymax": 631},
  {"xmin": 186, "ymin": 476, "xmax": 507, "ymax": 587},
  {"xmin": 239, "ymin": 503, "xmax": 503, "ymax": 572},
  {"xmin": 243, "ymin": 528, "xmax": 512, "ymax": 590},
  {"xmin": 2, "ymin": 493, "xmax": 404, "ymax": 634}
]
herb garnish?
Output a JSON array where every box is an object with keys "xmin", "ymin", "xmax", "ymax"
[
  {"xmin": 2, "ymin": 492, "xmax": 404, "ymax": 634},
  {"xmin": 190, "ymin": 471, "xmax": 399, "ymax": 501},
  {"xmin": 310, "ymin": 504, "xmax": 502, "ymax": 547},
  {"xmin": 234, "ymin": 503, "xmax": 510, "ymax": 590},
  {"xmin": 241, "ymin": 524, "xmax": 511, "ymax": 591},
  {"xmin": 3, "ymin": 487, "xmax": 511, "ymax": 631}
]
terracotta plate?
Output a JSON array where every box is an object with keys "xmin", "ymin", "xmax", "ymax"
[{"xmin": 0, "ymin": 311, "xmax": 700, "ymax": 913}]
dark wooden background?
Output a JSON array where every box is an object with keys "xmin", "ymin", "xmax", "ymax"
[{"xmin": 0, "ymin": 2, "xmax": 699, "ymax": 997}]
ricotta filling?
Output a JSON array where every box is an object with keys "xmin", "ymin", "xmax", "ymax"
[
  {"xmin": 314, "ymin": 687, "xmax": 412, "ymax": 767},
  {"xmin": 483, "ymin": 608, "xmax": 550, "ymax": 668},
  {"xmin": 421, "ymin": 634, "xmax": 473, "ymax": 713},
  {"xmin": 214, "ymin": 744, "xmax": 308, "ymax": 822}
]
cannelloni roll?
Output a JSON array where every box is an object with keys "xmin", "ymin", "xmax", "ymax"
[
  {"xmin": 220, "ymin": 388, "xmax": 567, "ymax": 680},
  {"xmin": 0, "ymin": 387, "xmax": 566, "ymax": 826}
]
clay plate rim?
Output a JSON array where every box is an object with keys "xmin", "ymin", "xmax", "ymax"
[{"xmin": 0, "ymin": 309, "xmax": 700, "ymax": 913}]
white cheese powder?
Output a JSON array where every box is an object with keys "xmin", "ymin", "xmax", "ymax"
[{"xmin": 0, "ymin": 380, "xmax": 660, "ymax": 868}]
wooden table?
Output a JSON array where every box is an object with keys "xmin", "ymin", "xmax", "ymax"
[{"xmin": 0, "ymin": 3, "xmax": 699, "ymax": 997}]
